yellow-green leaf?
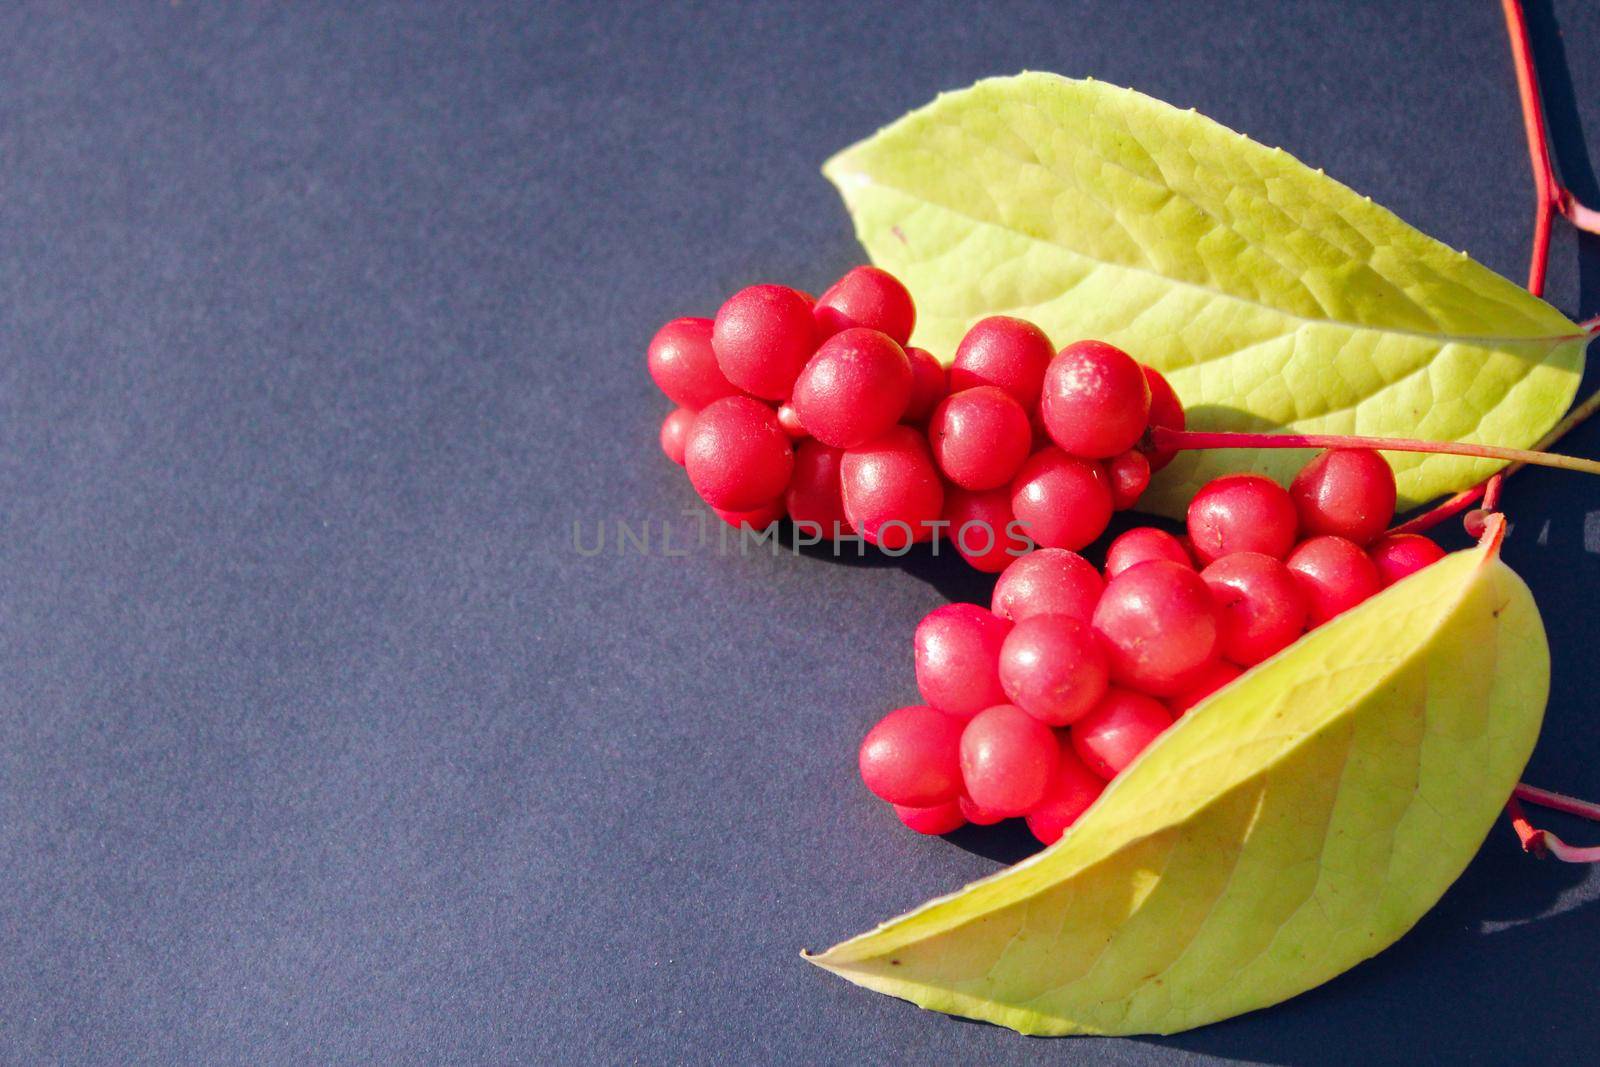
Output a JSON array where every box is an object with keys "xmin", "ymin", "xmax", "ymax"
[
  {"xmin": 806, "ymin": 532, "xmax": 1548, "ymax": 1035},
  {"xmin": 825, "ymin": 73, "xmax": 1588, "ymax": 517}
]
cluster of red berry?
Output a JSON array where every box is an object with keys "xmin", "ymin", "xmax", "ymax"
[
  {"xmin": 647, "ymin": 266, "xmax": 1181, "ymax": 561},
  {"xmin": 647, "ymin": 264, "xmax": 1451, "ymax": 847},
  {"xmin": 860, "ymin": 451, "xmax": 1449, "ymax": 844}
]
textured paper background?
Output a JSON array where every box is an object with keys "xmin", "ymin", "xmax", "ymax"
[{"xmin": 1, "ymin": 2, "xmax": 1596, "ymax": 1062}]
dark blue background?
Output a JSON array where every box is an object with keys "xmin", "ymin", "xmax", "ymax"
[{"xmin": 2, "ymin": 2, "xmax": 1597, "ymax": 1063}]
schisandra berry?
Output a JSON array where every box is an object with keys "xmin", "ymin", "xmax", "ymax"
[
  {"xmin": 791, "ymin": 327, "xmax": 912, "ymax": 449},
  {"xmin": 712, "ymin": 500, "xmax": 786, "ymax": 529},
  {"xmin": 1186, "ymin": 473, "xmax": 1299, "ymax": 563},
  {"xmin": 813, "ymin": 266, "xmax": 916, "ymax": 346},
  {"xmin": 949, "ymin": 316, "xmax": 1054, "ymax": 409},
  {"xmin": 929, "ymin": 386, "xmax": 1033, "ymax": 490},
  {"xmin": 1025, "ymin": 739, "xmax": 1105, "ymax": 845},
  {"xmin": 1092, "ymin": 560, "xmax": 1220, "ymax": 695},
  {"xmin": 1107, "ymin": 449, "xmax": 1151, "ymax": 510},
  {"xmin": 893, "ymin": 799, "xmax": 966, "ymax": 835},
  {"xmin": 1200, "ymin": 551, "xmax": 1308, "ymax": 666},
  {"xmin": 998, "ymin": 615, "xmax": 1110, "ymax": 726},
  {"xmin": 711, "ymin": 284, "xmax": 817, "ymax": 399},
  {"xmin": 785, "ymin": 439, "xmax": 848, "ymax": 538},
  {"xmin": 1463, "ymin": 508, "xmax": 1491, "ymax": 539},
  {"xmin": 1167, "ymin": 660, "xmax": 1244, "ymax": 716},
  {"xmin": 959, "ymin": 705, "xmax": 1058, "ymax": 817},
  {"xmin": 647, "ymin": 317, "xmax": 740, "ymax": 410},
  {"xmin": 1010, "ymin": 448, "xmax": 1113, "ymax": 551},
  {"xmin": 684, "ymin": 396, "xmax": 794, "ymax": 510},
  {"xmin": 1071, "ymin": 687, "xmax": 1172, "ymax": 779},
  {"xmin": 902, "ymin": 346, "xmax": 948, "ymax": 422},
  {"xmin": 776, "ymin": 402, "xmax": 807, "ymax": 439},
  {"xmin": 1289, "ymin": 448, "xmax": 1397, "ymax": 545},
  {"xmin": 840, "ymin": 426, "xmax": 945, "ymax": 549},
  {"xmin": 858, "ymin": 705, "xmax": 965, "ymax": 807},
  {"xmin": 1104, "ymin": 527, "xmax": 1192, "ymax": 579},
  {"xmin": 659, "ymin": 407, "xmax": 695, "ymax": 465},
  {"xmin": 1368, "ymin": 532, "xmax": 1447, "ymax": 587},
  {"xmin": 1287, "ymin": 535, "xmax": 1382, "ymax": 625},
  {"xmin": 959, "ymin": 793, "xmax": 1008, "ymax": 826},
  {"xmin": 1040, "ymin": 340, "xmax": 1151, "ymax": 459},
  {"xmin": 913, "ymin": 603, "xmax": 1011, "ymax": 717},
  {"xmin": 942, "ymin": 487, "xmax": 1028, "ymax": 574},
  {"xmin": 1141, "ymin": 365, "xmax": 1186, "ymax": 471},
  {"xmin": 991, "ymin": 548, "xmax": 1104, "ymax": 624}
]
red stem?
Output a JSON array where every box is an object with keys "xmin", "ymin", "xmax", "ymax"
[{"xmin": 1150, "ymin": 426, "xmax": 1600, "ymax": 475}]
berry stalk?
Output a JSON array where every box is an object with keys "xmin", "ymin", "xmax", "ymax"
[{"xmin": 1149, "ymin": 426, "xmax": 1600, "ymax": 477}]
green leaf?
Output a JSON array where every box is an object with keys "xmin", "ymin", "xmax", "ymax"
[
  {"xmin": 806, "ymin": 531, "xmax": 1548, "ymax": 1035},
  {"xmin": 825, "ymin": 73, "xmax": 1588, "ymax": 517}
]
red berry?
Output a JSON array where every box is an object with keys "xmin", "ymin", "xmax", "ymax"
[
  {"xmin": 1289, "ymin": 448, "xmax": 1397, "ymax": 545},
  {"xmin": 929, "ymin": 386, "xmax": 1033, "ymax": 490},
  {"xmin": 1286, "ymin": 535, "xmax": 1382, "ymax": 625},
  {"xmin": 991, "ymin": 548, "xmax": 1104, "ymax": 624},
  {"xmin": 1186, "ymin": 474, "xmax": 1298, "ymax": 563},
  {"xmin": 960, "ymin": 705, "xmax": 1057, "ymax": 817},
  {"xmin": 711, "ymin": 500, "xmax": 785, "ymax": 529},
  {"xmin": 1092, "ymin": 560, "xmax": 1220, "ymax": 695},
  {"xmin": 998, "ymin": 615, "xmax": 1110, "ymax": 726},
  {"xmin": 776, "ymin": 402, "xmax": 807, "ymax": 439},
  {"xmin": 1200, "ymin": 552, "xmax": 1307, "ymax": 666},
  {"xmin": 1368, "ymin": 533, "xmax": 1447, "ymax": 587},
  {"xmin": 1107, "ymin": 449, "xmax": 1151, "ymax": 510},
  {"xmin": 1072, "ymin": 687, "xmax": 1172, "ymax": 779},
  {"xmin": 893, "ymin": 799, "xmax": 966, "ymax": 835},
  {"xmin": 659, "ymin": 407, "xmax": 694, "ymax": 465},
  {"xmin": 711, "ymin": 284, "xmax": 817, "ymax": 399},
  {"xmin": 913, "ymin": 603, "xmax": 1011, "ymax": 716},
  {"xmin": 684, "ymin": 396, "xmax": 794, "ymax": 510},
  {"xmin": 902, "ymin": 346, "xmax": 948, "ymax": 422},
  {"xmin": 950, "ymin": 316, "xmax": 1054, "ymax": 408},
  {"xmin": 1040, "ymin": 340, "xmax": 1151, "ymax": 459},
  {"xmin": 1025, "ymin": 739, "xmax": 1105, "ymax": 845},
  {"xmin": 784, "ymin": 439, "xmax": 848, "ymax": 538},
  {"xmin": 959, "ymin": 793, "xmax": 1009, "ymax": 826},
  {"xmin": 858, "ymin": 705, "xmax": 964, "ymax": 806},
  {"xmin": 840, "ymin": 426, "xmax": 945, "ymax": 550},
  {"xmin": 791, "ymin": 327, "xmax": 912, "ymax": 448},
  {"xmin": 813, "ymin": 266, "xmax": 916, "ymax": 346},
  {"xmin": 1104, "ymin": 527, "xmax": 1192, "ymax": 579},
  {"xmin": 942, "ymin": 487, "xmax": 1028, "ymax": 573},
  {"xmin": 1010, "ymin": 448, "xmax": 1113, "ymax": 551},
  {"xmin": 647, "ymin": 317, "xmax": 739, "ymax": 410},
  {"xmin": 1141, "ymin": 365, "xmax": 1186, "ymax": 471},
  {"xmin": 1167, "ymin": 660, "xmax": 1244, "ymax": 716}
]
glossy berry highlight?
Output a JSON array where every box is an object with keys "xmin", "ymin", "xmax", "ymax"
[
  {"xmin": 1092, "ymin": 560, "xmax": 1220, "ymax": 696},
  {"xmin": 711, "ymin": 284, "xmax": 818, "ymax": 399},
  {"xmin": 959, "ymin": 705, "xmax": 1058, "ymax": 817},
  {"xmin": 1186, "ymin": 473, "xmax": 1299, "ymax": 563},
  {"xmin": 1289, "ymin": 448, "xmax": 1397, "ymax": 545},
  {"xmin": 1286, "ymin": 535, "xmax": 1383, "ymax": 626},
  {"xmin": 813, "ymin": 266, "xmax": 916, "ymax": 346},
  {"xmin": 929, "ymin": 386, "xmax": 1033, "ymax": 490},
  {"xmin": 913, "ymin": 604, "xmax": 1011, "ymax": 717},
  {"xmin": 1040, "ymin": 340, "xmax": 1152, "ymax": 459},
  {"xmin": 683, "ymin": 396, "xmax": 794, "ymax": 510},
  {"xmin": 791, "ymin": 327, "xmax": 912, "ymax": 448},
  {"xmin": 858, "ymin": 705, "xmax": 965, "ymax": 807},
  {"xmin": 991, "ymin": 548, "xmax": 1104, "ymax": 624},
  {"xmin": 1010, "ymin": 448, "xmax": 1113, "ymax": 551},
  {"xmin": 647, "ymin": 316, "xmax": 740, "ymax": 410}
]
